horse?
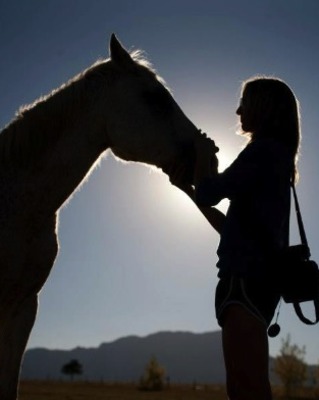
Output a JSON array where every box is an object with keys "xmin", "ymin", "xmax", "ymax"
[{"xmin": 0, "ymin": 34, "xmax": 204, "ymax": 399}]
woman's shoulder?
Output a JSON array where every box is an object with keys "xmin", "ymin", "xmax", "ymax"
[
  {"xmin": 234, "ymin": 137, "xmax": 293, "ymax": 178},
  {"xmin": 244, "ymin": 137, "xmax": 291, "ymax": 160}
]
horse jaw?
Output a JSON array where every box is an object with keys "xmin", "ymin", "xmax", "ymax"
[
  {"xmin": 109, "ymin": 115, "xmax": 199, "ymax": 182},
  {"xmin": 110, "ymin": 134, "xmax": 182, "ymax": 169}
]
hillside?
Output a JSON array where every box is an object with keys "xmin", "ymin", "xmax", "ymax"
[{"xmin": 21, "ymin": 331, "xmax": 225, "ymax": 383}]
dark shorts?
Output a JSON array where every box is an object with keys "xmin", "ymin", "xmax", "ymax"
[{"xmin": 215, "ymin": 276, "xmax": 280, "ymax": 328}]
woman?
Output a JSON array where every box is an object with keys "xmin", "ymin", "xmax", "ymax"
[{"xmin": 169, "ymin": 76, "xmax": 301, "ymax": 400}]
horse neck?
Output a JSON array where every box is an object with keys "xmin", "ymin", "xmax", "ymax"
[
  {"xmin": 2, "ymin": 74, "xmax": 110, "ymax": 217},
  {"xmin": 29, "ymin": 75, "xmax": 109, "ymax": 159}
]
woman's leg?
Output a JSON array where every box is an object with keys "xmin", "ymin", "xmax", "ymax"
[{"xmin": 222, "ymin": 304, "xmax": 273, "ymax": 400}]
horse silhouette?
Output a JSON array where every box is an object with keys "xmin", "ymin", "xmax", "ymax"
[{"xmin": 0, "ymin": 34, "xmax": 202, "ymax": 399}]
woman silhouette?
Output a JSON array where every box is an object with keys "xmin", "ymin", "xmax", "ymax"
[{"xmin": 169, "ymin": 76, "xmax": 301, "ymax": 400}]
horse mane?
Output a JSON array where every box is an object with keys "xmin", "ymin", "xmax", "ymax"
[{"xmin": 0, "ymin": 50, "xmax": 166, "ymax": 169}]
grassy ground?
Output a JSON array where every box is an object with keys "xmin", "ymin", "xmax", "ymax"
[
  {"xmin": 19, "ymin": 381, "xmax": 227, "ymax": 400},
  {"xmin": 18, "ymin": 381, "xmax": 319, "ymax": 400}
]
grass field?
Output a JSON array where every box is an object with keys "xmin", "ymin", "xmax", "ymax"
[
  {"xmin": 18, "ymin": 380, "xmax": 318, "ymax": 400},
  {"xmin": 19, "ymin": 381, "xmax": 228, "ymax": 400}
]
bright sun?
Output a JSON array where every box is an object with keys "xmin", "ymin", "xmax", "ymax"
[{"xmin": 148, "ymin": 144, "xmax": 235, "ymax": 223}]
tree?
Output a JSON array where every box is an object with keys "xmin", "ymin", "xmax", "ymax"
[
  {"xmin": 138, "ymin": 356, "xmax": 166, "ymax": 391},
  {"xmin": 61, "ymin": 359, "xmax": 83, "ymax": 381},
  {"xmin": 313, "ymin": 362, "xmax": 319, "ymax": 398},
  {"xmin": 273, "ymin": 334, "xmax": 307, "ymax": 399}
]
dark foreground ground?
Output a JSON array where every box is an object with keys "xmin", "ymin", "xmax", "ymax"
[
  {"xmin": 19, "ymin": 381, "xmax": 227, "ymax": 400},
  {"xmin": 18, "ymin": 381, "xmax": 317, "ymax": 400}
]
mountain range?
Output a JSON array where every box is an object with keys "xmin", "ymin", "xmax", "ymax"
[
  {"xmin": 22, "ymin": 330, "xmax": 299, "ymax": 384},
  {"xmin": 21, "ymin": 331, "xmax": 226, "ymax": 383}
]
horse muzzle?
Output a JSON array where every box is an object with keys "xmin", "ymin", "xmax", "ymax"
[{"xmin": 162, "ymin": 140, "xmax": 219, "ymax": 185}]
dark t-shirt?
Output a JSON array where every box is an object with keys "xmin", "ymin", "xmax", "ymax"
[{"xmin": 197, "ymin": 137, "xmax": 293, "ymax": 278}]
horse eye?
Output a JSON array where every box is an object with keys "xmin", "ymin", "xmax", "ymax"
[{"xmin": 142, "ymin": 88, "xmax": 174, "ymax": 114}]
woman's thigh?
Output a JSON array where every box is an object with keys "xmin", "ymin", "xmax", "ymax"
[
  {"xmin": 222, "ymin": 304, "xmax": 272, "ymax": 399},
  {"xmin": 215, "ymin": 276, "xmax": 280, "ymax": 327}
]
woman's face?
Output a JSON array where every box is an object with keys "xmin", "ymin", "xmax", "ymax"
[{"xmin": 236, "ymin": 95, "xmax": 254, "ymax": 133}]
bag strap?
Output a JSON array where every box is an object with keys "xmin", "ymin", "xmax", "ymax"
[
  {"xmin": 293, "ymin": 301, "xmax": 319, "ymax": 325},
  {"xmin": 291, "ymin": 182, "xmax": 310, "ymax": 257},
  {"xmin": 291, "ymin": 182, "xmax": 319, "ymax": 324}
]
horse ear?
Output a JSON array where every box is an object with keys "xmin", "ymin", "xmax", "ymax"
[{"xmin": 109, "ymin": 33, "xmax": 134, "ymax": 66}]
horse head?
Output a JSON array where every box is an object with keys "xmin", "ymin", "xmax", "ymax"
[{"xmin": 105, "ymin": 34, "xmax": 217, "ymax": 184}]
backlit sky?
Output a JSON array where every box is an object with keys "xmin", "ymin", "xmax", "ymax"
[{"xmin": 1, "ymin": 0, "xmax": 319, "ymax": 364}]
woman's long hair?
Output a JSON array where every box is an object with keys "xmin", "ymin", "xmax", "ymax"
[{"xmin": 240, "ymin": 76, "xmax": 301, "ymax": 183}]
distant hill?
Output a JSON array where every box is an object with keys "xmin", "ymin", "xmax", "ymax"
[
  {"xmin": 22, "ymin": 330, "xmax": 312, "ymax": 385},
  {"xmin": 21, "ymin": 331, "xmax": 226, "ymax": 383}
]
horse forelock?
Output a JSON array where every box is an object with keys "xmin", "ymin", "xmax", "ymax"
[{"xmin": 129, "ymin": 50, "xmax": 171, "ymax": 92}]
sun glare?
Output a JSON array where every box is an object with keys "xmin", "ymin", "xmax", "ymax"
[
  {"xmin": 150, "ymin": 171, "xmax": 228, "ymax": 226},
  {"xmin": 144, "ymin": 135, "xmax": 240, "ymax": 223},
  {"xmin": 151, "ymin": 174, "xmax": 202, "ymax": 223},
  {"xmin": 138, "ymin": 132, "xmax": 241, "ymax": 226},
  {"xmin": 218, "ymin": 148, "xmax": 234, "ymax": 172}
]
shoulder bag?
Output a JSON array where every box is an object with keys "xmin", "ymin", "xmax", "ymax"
[{"xmin": 279, "ymin": 182, "xmax": 319, "ymax": 325}]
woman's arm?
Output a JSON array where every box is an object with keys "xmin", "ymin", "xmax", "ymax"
[
  {"xmin": 168, "ymin": 162, "xmax": 225, "ymax": 235},
  {"xmin": 180, "ymin": 184, "xmax": 225, "ymax": 234}
]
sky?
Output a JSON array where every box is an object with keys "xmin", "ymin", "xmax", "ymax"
[{"xmin": 1, "ymin": 0, "xmax": 319, "ymax": 365}]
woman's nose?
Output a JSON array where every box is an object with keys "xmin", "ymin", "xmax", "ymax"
[{"xmin": 236, "ymin": 106, "xmax": 242, "ymax": 115}]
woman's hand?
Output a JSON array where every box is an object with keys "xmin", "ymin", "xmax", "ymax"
[
  {"xmin": 193, "ymin": 133, "xmax": 219, "ymax": 186},
  {"xmin": 194, "ymin": 132, "xmax": 219, "ymax": 156},
  {"xmin": 194, "ymin": 133, "xmax": 219, "ymax": 174}
]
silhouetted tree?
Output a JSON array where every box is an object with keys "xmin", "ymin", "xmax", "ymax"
[
  {"xmin": 61, "ymin": 359, "xmax": 83, "ymax": 381},
  {"xmin": 138, "ymin": 356, "xmax": 166, "ymax": 391},
  {"xmin": 273, "ymin": 334, "xmax": 307, "ymax": 399}
]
